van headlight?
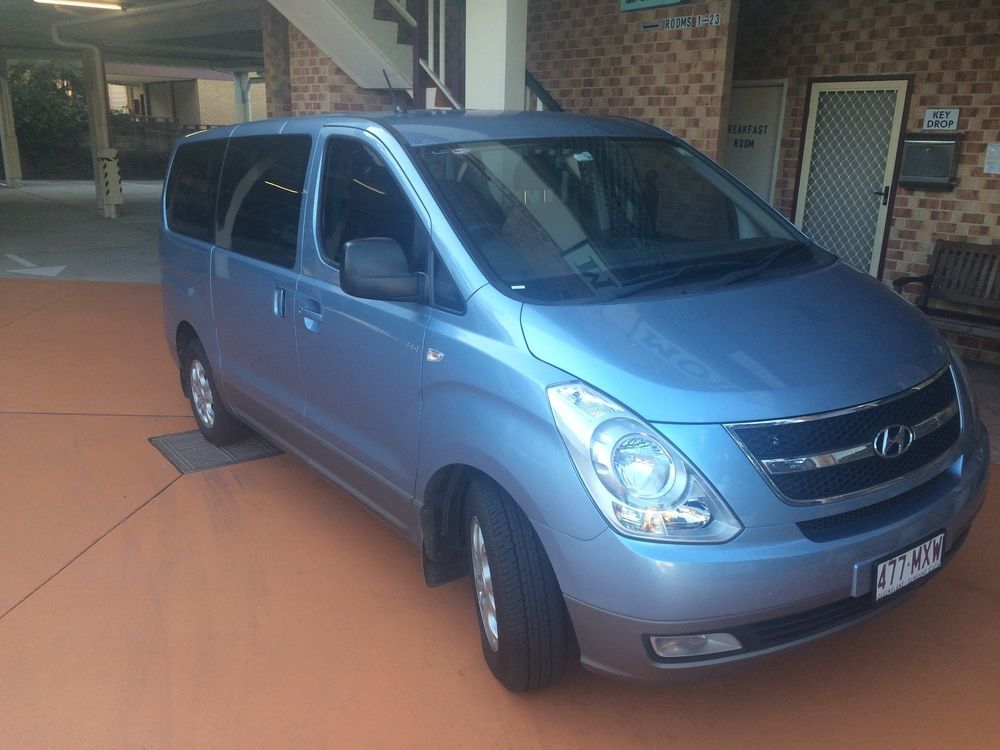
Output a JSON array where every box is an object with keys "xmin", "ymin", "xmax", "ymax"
[{"xmin": 548, "ymin": 383, "xmax": 742, "ymax": 543}]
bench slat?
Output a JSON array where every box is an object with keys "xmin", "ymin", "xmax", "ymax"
[
  {"xmin": 982, "ymin": 254, "xmax": 1000, "ymax": 304},
  {"xmin": 928, "ymin": 241, "xmax": 1000, "ymax": 311}
]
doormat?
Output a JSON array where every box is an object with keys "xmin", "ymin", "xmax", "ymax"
[{"xmin": 149, "ymin": 430, "xmax": 282, "ymax": 474}]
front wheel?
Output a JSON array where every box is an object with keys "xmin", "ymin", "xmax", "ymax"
[{"xmin": 465, "ymin": 476, "xmax": 569, "ymax": 691}]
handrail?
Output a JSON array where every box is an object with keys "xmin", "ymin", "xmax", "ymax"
[
  {"xmin": 418, "ymin": 58, "xmax": 462, "ymax": 110},
  {"xmin": 525, "ymin": 70, "xmax": 563, "ymax": 112}
]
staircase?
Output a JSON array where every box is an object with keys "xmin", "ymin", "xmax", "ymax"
[{"xmin": 266, "ymin": 0, "xmax": 419, "ymax": 91}]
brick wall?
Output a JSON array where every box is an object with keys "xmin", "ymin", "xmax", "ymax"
[
  {"xmin": 262, "ymin": 3, "xmax": 292, "ymax": 119},
  {"xmin": 195, "ymin": 79, "xmax": 267, "ymax": 126},
  {"xmin": 172, "ymin": 80, "xmax": 201, "ymax": 125},
  {"xmin": 287, "ymin": 26, "xmax": 395, "ymax": 115},
  {"xmin": 526, "ymin": 0, "xmax": 739, "ymax": 158},
  {"xmin": 734, "ymin": 0, "xmax": 1000, "ymax": 363}
]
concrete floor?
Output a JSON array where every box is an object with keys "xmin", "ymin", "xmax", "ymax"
[
  {"xmin": 0, "ymin": 180, "xmax": 162, "ymax": 283},
  {"xmin": 0, "ymin": 278, "xmax": 998, "ymax": 748}
]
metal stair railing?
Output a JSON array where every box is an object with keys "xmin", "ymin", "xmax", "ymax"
[{"xmin": 525, "ymin": 70, "xmax": 563, "ymax": 112}]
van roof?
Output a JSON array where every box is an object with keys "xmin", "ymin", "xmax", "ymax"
[
  {"xmin": 367, "ymin": 110, "xmax": 671, "ymax": 146},
  {"xmin": 181, "ymin": 110, "xmax": 672, "ymax": 148}
]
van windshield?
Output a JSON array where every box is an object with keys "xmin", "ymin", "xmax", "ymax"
[{"xmin": 416, "ymin": 137, "xmax": 824, "ymax": 303}]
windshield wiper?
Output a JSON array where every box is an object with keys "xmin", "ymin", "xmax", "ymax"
[
  {"xmin": 700, "ymin": 241, "xmax": 808, "ymax": 290},
  {"xmin": 616, "ymin": 241, "xmax": 808, "ymax": 299},
  {"xmin": 616, "ymin": 259, "xmax": 750, "ymax": 299}
]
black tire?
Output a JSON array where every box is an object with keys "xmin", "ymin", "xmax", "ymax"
[
  {"xmin": 465, "ymin": 475, "xmax": 569, "ymax": 692},
  {"xmin": 182, "ymin": 339, "xmax": 246, "ymax": 446}
]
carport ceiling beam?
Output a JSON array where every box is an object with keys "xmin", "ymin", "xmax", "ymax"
[
  {"xmin": 51, "ymin": 0, "xmax": 262, "ymax": 37},
  {"xmin": 101, "ymin": 42, "xmax": 262, "ymax": 58},
  {"xmin": 48, "ymin": 0, "xmax": 265, "ymax": 69},
  {"xmin": 68, "ymin": 13, "xmax": 263, "ymax": 45},
  {"xmin": 50, "ymin": 0, "xmax": 254, "ymax": 28}
]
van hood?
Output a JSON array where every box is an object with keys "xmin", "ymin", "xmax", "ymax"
[{"xmin": 521, "ymin": 263, "xmax": 949, "ymax": 424}]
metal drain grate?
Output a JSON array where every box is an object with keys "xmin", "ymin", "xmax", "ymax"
[{"xmin": 149, "ymin": 430, "xmax": 282, "ymax": 474}]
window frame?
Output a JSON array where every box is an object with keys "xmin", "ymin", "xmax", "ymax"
[
  {"xmin": 313, "ymin": 129, "xmax": 448, "ymax": 303},
  {"xmin": 430, "ymin": 249, "xmax": 467, "ymax": 315},
  {"xmin": 315, "ymin": 134, "xmax": 424, "ymax": 270}
]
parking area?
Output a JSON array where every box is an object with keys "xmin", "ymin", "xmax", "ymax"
[
  {"xmin": 0, "ymin": 181, "xmax": 162, "ymax": 283},
  {"xmin": 0, "ymin": 184, "xmax": 998, "ymax": 748}
]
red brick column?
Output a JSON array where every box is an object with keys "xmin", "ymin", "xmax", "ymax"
[{"xmin": 261, "ymin": 4, "xmax": 292, "ymax": 119}]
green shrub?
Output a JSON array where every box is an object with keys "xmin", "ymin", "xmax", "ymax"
[{"xmin": 8, "ymin": 62, "xmax": 91, "ymax": 178}]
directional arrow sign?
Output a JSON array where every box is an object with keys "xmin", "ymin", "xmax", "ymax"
[
  {"xmin": 10, "ymin": 265, "xmax": 67, "ymax": 277},
  {"xmin": 5, "ymin": 253, "xmax": 65, "ymax": 277}
]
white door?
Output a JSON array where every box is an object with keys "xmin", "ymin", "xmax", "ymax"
[
  {"xmin": 723, "ymin": 80, "xmax": 787, "ymax": 202},
  {"xmin": 795, "ymin": 80, "xmax": 908, "ymax": 276}
]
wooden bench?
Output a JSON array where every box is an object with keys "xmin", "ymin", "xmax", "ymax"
[{"xmin": 893, "ymin": 239, "xmax": 1000, "ymax": 340}]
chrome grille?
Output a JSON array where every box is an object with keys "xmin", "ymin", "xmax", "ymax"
[{"xmin": 727, "ymin": 368, "xmax": 960, "ymax": 504}]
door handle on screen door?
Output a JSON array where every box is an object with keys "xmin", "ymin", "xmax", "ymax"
[{"xmin": 872, "ymin": 186, "xmax": 890, "ymax": 206}]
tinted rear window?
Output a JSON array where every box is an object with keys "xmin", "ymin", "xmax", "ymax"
[
  {"xmin": 215, "ymin": 134, "xmax": 312, "ymax": 269},
  {"xmin": 165, "ymin": 139, "xmax": 227, "ymax": 242}
]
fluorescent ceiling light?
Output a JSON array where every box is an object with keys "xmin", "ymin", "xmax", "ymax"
[{"xmin": 34, "ymin": 0, "xmax": 124, "ymax": 10}]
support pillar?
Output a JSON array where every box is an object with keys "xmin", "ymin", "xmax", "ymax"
[
  {"xmin": 80, "ymin": 46, "xmax": 118, "ymax": 218},
  {"xmin": 261, "ymin": 3, "xmax": 292, "ymax": 118},
  {"xmin": 464, "ymin": 0, "xmax": 527, "ymax": 110},
  {"xmin": 233, "ymin": 72, "xmax": 252, "ymax": 122},
  {"xmin": 0, "ymin": 59, "xmax": 23, "ymax": 188}
]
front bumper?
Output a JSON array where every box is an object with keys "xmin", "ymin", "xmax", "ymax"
[{"xmin": 536, "ymin": 422, "xmax": 990, "ymax": 681}]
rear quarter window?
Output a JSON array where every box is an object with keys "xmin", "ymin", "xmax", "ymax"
[{"xmin": 165, "ymin": 139, "xmax": 227, "ymax": 242}]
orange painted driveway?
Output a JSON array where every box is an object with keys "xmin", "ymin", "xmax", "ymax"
[{"xmin": 1, "ymin": 279, "xmax": 997, "ymax": 748}]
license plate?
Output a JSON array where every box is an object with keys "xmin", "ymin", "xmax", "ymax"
[{"xmin": 874, "ymin": 532, "xmax": 945, "ymax": 602}]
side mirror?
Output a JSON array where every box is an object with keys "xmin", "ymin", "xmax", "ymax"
[{"xmin": 341, "ymin": 238, "xmax": 426, "ymax": 303}]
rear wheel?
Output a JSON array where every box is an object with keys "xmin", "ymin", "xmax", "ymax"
[
  {"xmin": 182, "ymin": 339, "xmax": 245, "ymax": 445},
  {"xmin": 465, "ymin": 476, "xmax": 569, "ymax": 691}
]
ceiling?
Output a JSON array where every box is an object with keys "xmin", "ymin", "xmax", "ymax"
[{"xmin": 0, "ymin": 0, "xmax": 266, "ymax": 72}]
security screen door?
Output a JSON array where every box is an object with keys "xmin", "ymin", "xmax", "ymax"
[{"xmin": 794, "ymin": 80, "xmax": 907, "ymax": 276}]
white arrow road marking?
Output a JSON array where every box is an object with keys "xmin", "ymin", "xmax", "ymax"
[
  {"xmin": 6, "ymin": 253, "xmax": 36, "ymax": 267},
  {"xmin": 5, "ymin": 253, "xmax": 65, "ymax": 277},
  {"xmin": 10, "ymin": 265, "xmax": 67, "ymax": 277}
]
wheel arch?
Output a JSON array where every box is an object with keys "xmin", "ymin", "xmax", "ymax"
[
  {"xmin": 419, "ymin": 462, "xmax": 479, "ymax": 586},
  {"xmin": 420, "ymin": 463, "xmax": 548, "ymax": 588},
  {"xmin": 417, "ymin": 461, "xmax": 580, "ymax": 601}
]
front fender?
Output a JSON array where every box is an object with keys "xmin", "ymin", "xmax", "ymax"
[{"xmin": 415, "ymin": 294, "xmax": 607, "ymax": 542}]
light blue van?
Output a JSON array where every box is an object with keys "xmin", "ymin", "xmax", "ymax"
[{"xmin": 159, "ymin": 111, "xmax": 990, "ymax": 691}]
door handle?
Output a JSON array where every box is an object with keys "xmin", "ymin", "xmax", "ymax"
[
  {"xmin": 297, "ymin": 300, "xmax": 323, "ymax": 333},
  {"xmin": 873, "ymin": 185, "xmax": 890, "ymax": 206},
  {"xmin": 273, "ymin": 287, "xmax": 287, "ymax": 318}
]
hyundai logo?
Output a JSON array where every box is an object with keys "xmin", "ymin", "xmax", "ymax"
[{"xmin": 873, "ymin": 424, "xmax": 915, "ymax": 458}]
